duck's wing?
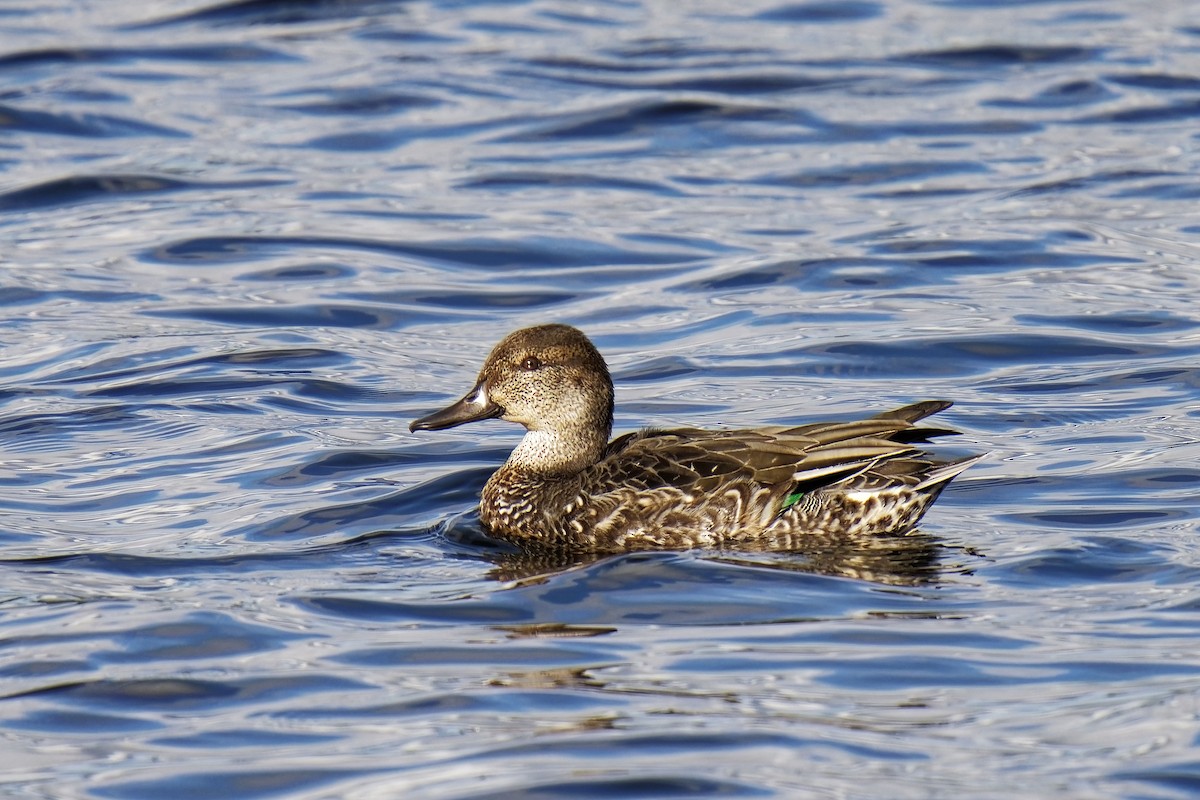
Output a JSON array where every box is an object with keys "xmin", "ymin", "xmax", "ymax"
[{"xmin": 595, "ymin": 401, "xmax": 960, "ymax": 496}]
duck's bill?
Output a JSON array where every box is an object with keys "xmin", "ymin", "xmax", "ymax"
[{"xmin": 410, "ymin": 383, "xmax": 504, "ymax": 432}]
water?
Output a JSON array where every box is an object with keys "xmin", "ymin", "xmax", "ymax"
[{"xmin": 2, "ymin": 0, "xmax": 1199, "ymax": 797}]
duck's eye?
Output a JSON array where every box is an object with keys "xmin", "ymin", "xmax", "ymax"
[{"xmin": 521, "ymin": 356, "xmax": 542, "ymax": 371}]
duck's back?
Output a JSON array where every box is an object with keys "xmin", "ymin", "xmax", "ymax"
[{"xmin": 543, "ymin": 401, "xmax": 974, "ymax": 550}]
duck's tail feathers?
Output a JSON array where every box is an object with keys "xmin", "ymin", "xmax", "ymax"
[
  {"xmin": 914, "ymin": 453, "xmax": 986, "ymax": 491},
  {"xmin": 872, "ymin": 400, "xmax": 953, "ymax": 424}
]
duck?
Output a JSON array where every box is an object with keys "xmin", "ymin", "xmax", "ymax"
[{"xmin": 410, "ymin": 324, "xmax": 981, "ymax": 552}]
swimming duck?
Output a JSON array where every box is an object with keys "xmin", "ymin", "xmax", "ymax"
[{"xmin": 410, "ymin": 324, "xmax": 980, "ymax": 552}]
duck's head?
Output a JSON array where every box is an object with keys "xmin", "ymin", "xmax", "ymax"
[{"xmin": 410, "ymin": 325, "xmax": 614, "ymax": 466}]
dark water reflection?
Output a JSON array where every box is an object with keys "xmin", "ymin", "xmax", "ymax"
[
  {"xmin": 482, "ymin": 530, "xmax": 953, "ymax": 587},
  {"xmin": 3, "ymin": 0, "xmax": 1200, "ymax": 798}
]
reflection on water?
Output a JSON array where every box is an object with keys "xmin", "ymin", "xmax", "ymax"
[
  {"xmin": 3, "ymin": 0, "xmax": 1200, "ymax": 798},
  {"xmin": 485, "ymin": 529, "xmax": 954, "ymax": 587}
]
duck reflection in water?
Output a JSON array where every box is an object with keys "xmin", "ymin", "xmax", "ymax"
[{"xmin": 445, "ymin": 518, "xmax": 960, "ymax": 586}]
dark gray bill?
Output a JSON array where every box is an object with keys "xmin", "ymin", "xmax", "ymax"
[{"xmin": 409, "ymin": 382, "xmax": 503, "ymax": 432}]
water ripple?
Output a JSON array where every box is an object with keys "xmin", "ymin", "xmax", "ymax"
[{"xmin": 0, "ymin": 103, "xmax": 186, "ymax": 138}]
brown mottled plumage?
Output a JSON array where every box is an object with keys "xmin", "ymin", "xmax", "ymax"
[{"xmin": 410, "ymin": 324, "xmax": 981, "ymax": 552}]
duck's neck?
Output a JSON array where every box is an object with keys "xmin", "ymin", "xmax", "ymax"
[
  {"xmin": 481, "ymin": 426, "xmax": 608, "ymax": 539},
  {"xmin": 505, "ymin": 425, "xmax": 609, "ymax": 478}
]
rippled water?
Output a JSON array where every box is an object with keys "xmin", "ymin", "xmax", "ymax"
[{"xmin": 2, "ymin": 0, "xmax": 1200, "ymax": 797}]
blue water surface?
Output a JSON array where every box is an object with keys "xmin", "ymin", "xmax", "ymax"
[{"xmin": 2, "ymin": 0, "xmax": 1200, "ymax": 798}]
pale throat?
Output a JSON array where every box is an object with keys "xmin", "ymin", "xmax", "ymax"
[{"xmin": 507, "ymin": 425, "xmax": 607, "ymax": 476}]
